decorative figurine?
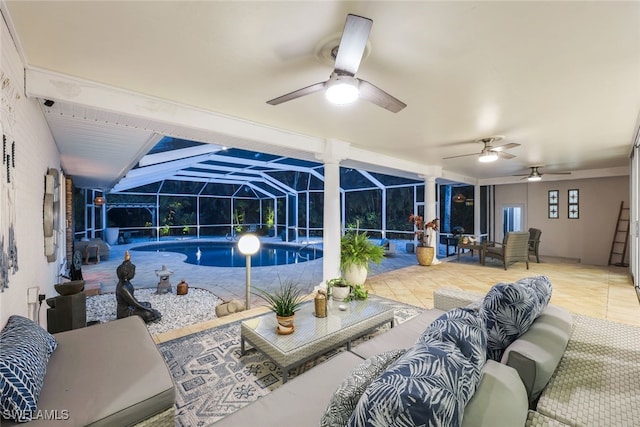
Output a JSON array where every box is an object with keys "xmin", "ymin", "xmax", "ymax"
[
  {"xmin": 116, "ymin": 251, "xmax": 161, "ymax": 323},
  {"xmin": 155, "ymin": 264, "xmax": 173, "ymax": 294}
]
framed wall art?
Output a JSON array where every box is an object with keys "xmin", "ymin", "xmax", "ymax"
[
  {"xmin": 548, "ymin": 190, "xmax": 559, "ymax": 219},
  {"xmin": 568, "ymin": 189, "xmax": 579, "ymax": 219}
]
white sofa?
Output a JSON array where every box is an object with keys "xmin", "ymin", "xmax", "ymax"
[{"xmin": 215, "ymin": 279, "xmax": 640, "ymax": 426}]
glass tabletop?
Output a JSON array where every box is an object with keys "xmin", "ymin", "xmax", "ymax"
[{"xmin": 241, "ymin": 298, "xmax": 394, "ymax": 354}]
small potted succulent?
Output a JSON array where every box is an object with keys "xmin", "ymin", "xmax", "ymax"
[
  {"xmin": 253, "ymin": 280, "xmax": 306, "ymax": 335},
  {"xmin": 327, "ymin": 277, "xmax": 351, "ymax": 301},
  {"xmin": 327, "ymin": 277, "xmax": 369, "ymax": 302}
]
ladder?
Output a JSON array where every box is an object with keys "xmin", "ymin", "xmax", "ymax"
[{"xmin": 608, "ymin": 201, "xmax": 630, "ymax": 267}]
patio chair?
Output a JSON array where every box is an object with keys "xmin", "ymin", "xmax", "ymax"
[
  {"xmin": 379, "ymin": 238, "xmax": 397, "ymax": 256},
  {"xmin": 528, "ymin": 227, "xmax": 542, "ymax": 263},
  {"xmin": 484, "ymin": 231, "xmax": 530, "ymax": 270}
]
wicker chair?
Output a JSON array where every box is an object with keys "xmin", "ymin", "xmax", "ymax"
[
  {"xmin": 484, "ymin": 231, "xmax": 530, "ymax": 270},
  {"xmin": 528, "ymin": 228, "xmax": 542, "ymax": 263}
]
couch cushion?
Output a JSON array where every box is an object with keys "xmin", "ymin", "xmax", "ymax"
[
  {"xmin": 348, "ymin": 308, "xmax": 486, "ymax": 427},
  {"xmin": 462, "ymin": 360, "xmax": 529, "ymax": 427},
  {"xmin": 350, "ymin": 309, "xmax": 444, "ymax": 359},
  {"xmin": 4, "ymin": 316, "xmax": 174, "ymax": 427},
  {"xmin": 501, "ymin": 304, "xmax": 573, "ymax": 407},
  {"xmin": 215, "ymin": 351, "xmax": 364, "ymax": 427},
  {"xmin": 321, "ymin": 349, "xmax": 405, "ymax": 427},
  {"xmin": 480, "ymin": 276, "xmax": 552, "ymax": 361},
  {"xmin": 536, "ymin": 314, "xmax": 640, "ymax": 426},
  {"xmin": 0, "ymin": 315, "xmax": 58, "ymax": 423}
]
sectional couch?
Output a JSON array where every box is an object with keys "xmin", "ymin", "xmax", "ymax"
[
  {"xmin": 0, "ymin": 315, "xmax": 174, "ymax": 426},
  {"xmin": 216, "ymin": 276, "xmax": 640, "ymax": 426}
]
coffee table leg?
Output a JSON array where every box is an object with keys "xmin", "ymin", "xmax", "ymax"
[
  {"xmin": 240, "ymin": 338, "xmax": 245, "ymax": 355},
  {"xmin": 282, "ymin": 369, "xmax": 289, "ymax": 384}
]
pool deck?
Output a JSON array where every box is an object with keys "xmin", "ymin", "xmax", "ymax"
[{"xmin": 80, "ymin": 237, "xmax": 419, "ymax": 307}]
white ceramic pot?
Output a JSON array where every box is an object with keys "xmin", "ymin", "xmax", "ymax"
[
  {"xmin": 105, "ymin": 227, "xmax": 120, "ymax": 245},
  {"xmin": 342, "ymin": 264, "xmax": 368, "ymax": 286},
  {"xmin": 331, "ymin": 285, "xmax": 351, "ymax": 302}
]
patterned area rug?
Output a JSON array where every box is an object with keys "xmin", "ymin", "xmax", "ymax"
[{"xmin": 158, "ymin": 296, "xmax": 424, "ymax": 426}]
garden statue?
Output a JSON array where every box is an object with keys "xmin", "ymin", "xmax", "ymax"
[
  {"xmin": 116, "ymin": 251, "xmax": 161, "ymax": 323},
  {"xmin": 155, "ymin": 264, "xmax": 173, "ymax": 294}
]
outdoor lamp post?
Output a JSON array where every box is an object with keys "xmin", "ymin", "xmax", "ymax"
[{"xmin": 238, "ymin": 234, "xmax": 260, "ymax": 310}]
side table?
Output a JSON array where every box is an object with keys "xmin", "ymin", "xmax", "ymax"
[{"xmin": 457, "ymin": 242, "xmax": 486, "ymax": 264}]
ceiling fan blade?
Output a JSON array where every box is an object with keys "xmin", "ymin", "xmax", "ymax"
[
  {"xmin": 496, "ymin": 151, "xmax": 516, "ymax": 160},
  {"xmin": 266, "ymin": 81, "xmax": 327, "ymax": 105},
  {"xmin": 358, "ymin": 79, "xmax": 407, "ymax": 113},
  {"xmin": 547, "ymin": 172, "xmax": 572, "ymax": 175},
  {"xmin": 443, "ymin": 152, "xmax": 479, "ymax": 160},
  {"xmin": 491, "ymin": 142, "xmax": 520, "ymax": 152},
  {"xmin": 333, "ymin": 14, "xmax": 372, "ymax": 75}
]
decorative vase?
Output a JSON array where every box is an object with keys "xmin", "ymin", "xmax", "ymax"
[
  {"xmin": 416, "ymin": 246, "xmax": 435, "ymax": 266},
  {"xmin": 276, "ymin": 314, "xmax": 295, "ymax": 335},
  {"xmin": 342, "ymin": 264, "xmax": 368, "ymax": 285},
  {"xmin": 331, "ymin": 285, "xmax": 351, "ymax": 302},
  {"xmin": 105, "ymin": 227, "xmax": 120, "ymax": 245},
  {"xmin": 177, "ymin": 279, "xmax": 189, "ymax": 295}
]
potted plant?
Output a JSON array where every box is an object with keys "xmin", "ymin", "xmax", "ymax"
[
  {"xmin": 409, "ymin": 214, "xmax": 439, "ymax": 266},
  {"xmin": 327, "ymin": 277, "xmax": 351, "ymax": 301},
  {"xmin": 327, "ymin": 278, "xmax": 369, "ymax": 302},
  {"xmin": 340, "ymin": 226, "xmax": 385, "ymax": 285},
  {"xmin": 253, "ymin": 280, "xmax": 306, "ymax": 335},
  {"xmin": 265, "ymin": 206, "xmax": 275, "ymax": 237}
]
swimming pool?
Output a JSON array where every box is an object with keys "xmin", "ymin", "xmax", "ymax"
[{"xmin": 130, "ymin": 241, "xmax": 323, "ymax": 267}]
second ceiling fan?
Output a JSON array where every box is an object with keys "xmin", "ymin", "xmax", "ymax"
[
  {"xmin": 444, "ymin": 136, "xmax": 520, "ymax": 163},
  {"xmin": 513, "ymin": 166, "xmax": 572, "ymax": 181},
  {"xmin": 266, "ymin": 14, "xmax": 406, "ymax": 113}
]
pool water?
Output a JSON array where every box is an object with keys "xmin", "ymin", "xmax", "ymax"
[{"xmin": 131, "ymin": 241, "xmax": 322, "ymax": 267}]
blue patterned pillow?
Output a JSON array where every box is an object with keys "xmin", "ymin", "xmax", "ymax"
[
  {"xmin": 347, "ymin": 308, "xmax": 486, "ymax": 427},
  {"xmin": 517, "ymin": 276, "xmax": 552, "ymax": 308},
  {"xmin": 480, "ymin": 277, "xmax": 552, "ymax": 361},
  {"xmin": 321, "ymin": 349, "xmax": 405, "ymax": 427},
  {"xmin": 0, "ymin": 315, "xmax": 58, "ymax": 422}
]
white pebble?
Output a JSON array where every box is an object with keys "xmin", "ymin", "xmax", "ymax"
[{"xmin": 86, "ymin": 288, "xmax": 223, "ymax": 335}]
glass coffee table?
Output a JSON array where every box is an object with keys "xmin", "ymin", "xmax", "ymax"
[{"xmin": 240, "ymin": 297, "xmax": 395, "ymax": 383}]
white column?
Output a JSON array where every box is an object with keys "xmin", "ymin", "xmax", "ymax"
[
  {"xmin": 424, "ymin": 175, "xmax": 440, "ymax": 265},
  {"xmin": 474, "ymin": 184, "xmax": 481, "ymax": 239},
  {"xmin": 316, "ymin": 139, "xmax": 350, "ymax": 284}
]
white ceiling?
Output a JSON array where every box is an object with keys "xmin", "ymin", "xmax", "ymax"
[{"xmin": 2, "ymin": 1, "xmax": 639, "ymax": 189}]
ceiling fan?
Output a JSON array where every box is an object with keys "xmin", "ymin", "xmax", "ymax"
[
  {"xmin": 266, "ymin": 14, "xmax": 407, "ymax": 113},
  {"xmin": 443, "ymin": 136, "xmax": 520, "ymax": 163},
  {"xmin": 513, "ymin": 166, "xmax": 572, "ymax": 182}
]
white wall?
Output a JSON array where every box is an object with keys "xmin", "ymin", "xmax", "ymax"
[
  {"xmin": 494, "ymin": 176, "xmax": 630, "ymax": 266},
  {"xmin": 1, "ymin": 15, "xmax": 63, "ymax": 327}
]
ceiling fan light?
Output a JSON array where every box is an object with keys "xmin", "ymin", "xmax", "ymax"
[
  {"xmin": 325, "ymin": 76, "xmax": 359, "ymax": 105},
  {"xmin": 528, "ymin": 175, "xmax": 542, "ymax": 182},
  {"xmin": 478, "ymin": 151, "xmax": 498, "ymax": 163}
]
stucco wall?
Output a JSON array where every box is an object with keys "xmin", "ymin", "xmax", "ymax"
[
  {"xmin": 1, "ymin": 16, "xmax": 63, "ymax": 327},
  {"xmin": 495, "ymin": 176, "xmax": 630, "ymax": 266}
]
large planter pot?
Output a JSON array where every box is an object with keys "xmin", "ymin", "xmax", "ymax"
[
  {"xmin": 342, "ymin": 265, "xmax": 368, "ymax": 286},
  {"xmin": 331, "ymin": 285, "xmax": 351, "ymax": 302},
  {"xmin": 276, "ymin": 314, "xmax": 295, "ymax": 335},
  {"xmin": 105, "ymin": 227, "xmax": 120, "ymax": 245},
  {"xmin": 416, "ymin": 246, "xmax": 435, "ymax": 266}
]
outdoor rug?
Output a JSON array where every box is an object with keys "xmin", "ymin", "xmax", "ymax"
[{"xmin": 158, "ymin": 296, "xmax": 425, "ymax": 426}]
